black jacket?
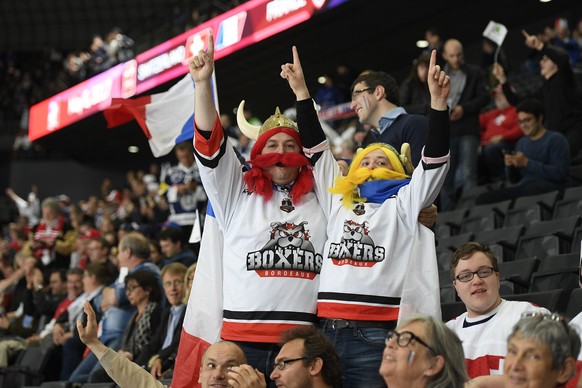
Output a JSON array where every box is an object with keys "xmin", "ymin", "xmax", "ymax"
[{"xmin": 134, "ymin": 304, "xmax": 186, "ymax": 370}]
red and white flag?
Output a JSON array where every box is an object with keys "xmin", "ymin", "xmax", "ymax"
[
  {"xmin": 103, "ymin": 72, "xmax": 219, "ymax": 157},
  {"xmin": 172, "ymin": 202, "xmax": 224, "ymax": 388}
]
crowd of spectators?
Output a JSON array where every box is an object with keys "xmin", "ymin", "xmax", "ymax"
[
  {"xmin": 3, "ymin": 0, "xmax": 244, "ymax": 160},
  {"xmin": 0, "ymin": 152, "xmax": 202, "ymax": 382},
  {"xmin": 2, "ymin": 9, "xmax": 582, "ymax": 387}
]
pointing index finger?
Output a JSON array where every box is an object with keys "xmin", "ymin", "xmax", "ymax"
[
  {"xmin": 207, "ymin": 31, "xmax": 215, "ymax": 57},
  {"xmin": 292, "ymin": 46, "xmax": 301, "ymax": 67},
  {"xmin": 521, "ymin": 29, "xmax": 530, "ymax": 39},
  {"xmin": 429, "ymin": 49, "xmax": 436, "ymax": 71}
]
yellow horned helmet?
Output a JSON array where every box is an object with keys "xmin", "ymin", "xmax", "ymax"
[{"xmin": 348, "ymin": 142, "xmax": 415, "ymax": 176}]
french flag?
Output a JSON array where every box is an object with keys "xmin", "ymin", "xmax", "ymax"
[
  {"xmin": 103, "ymin": 73, "xmax": 218, "ymax": 157},
  {"xmin": 172, "ymin": 201, "xmax": 224, "ymax": 388}
]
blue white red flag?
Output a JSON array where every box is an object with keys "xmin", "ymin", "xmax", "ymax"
[
  {"xmin": 172, "ymin": 201, "xmax": 224, "ymax": 388},
  {"xmin": 103, "ymin": 72, "xmax": 219, "ymax": 157}
]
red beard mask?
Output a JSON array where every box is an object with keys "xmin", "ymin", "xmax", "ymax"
[{"xmin": 243, "ymin": 152, "xmax": 314, "ymax": 204}]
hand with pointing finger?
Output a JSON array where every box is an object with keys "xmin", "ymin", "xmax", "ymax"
[
  {"xmin": 189, "ymin": 32, "xmax": 215, "ymax": 83},
  {"xmin": 427, "ymin": 49, "xmax": 450, "ymax": 111},
  {"xmin": 280, "ymin": 46, "xmax": 311, "ymax": 101},
  {"xmin": 522, "ymin": 29, "xmax": 543, "ymax": 51}
]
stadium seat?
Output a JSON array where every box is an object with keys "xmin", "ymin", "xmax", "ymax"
[
  {"xmin": 436, "ymin": 232, "xmax": 474, "ymax": 254},
  {"xmin": 515, "ymin": 216, "xmax": 580, "ymax": 260},
  {"xmin": 434, "ymin": 208, "xmax": 467, "ymax": 239},
  {"xmin": 553, "ymin": 186, "xmax": 582, "ymax": 220},
  {"xmin": 460, "ymin": 200, "xmax": 512, "ymax": 235},
  {"xmin": 38, "ymin": 382, "xmax": 73, "ymax": 388},
  {"xmin": 439, "ymin": 269, "xmax": 456, "ymax": 303},
  {"xmin": 80, "ymin": 383, "xmax": 117, "ymax": 388},
  {"xmin": 530, "ymin": 253, "xmax": 579, "ymax": 294},
  {"xmin": 566, "ymin": 288, "xmax": 582, "ymax": 320},
  {"xmin": 568, "ymin": 165, "xmax": 582, "ymax": 186},
  {"xmin": 441, "ymin": 301, "xmax": 466, "ymax": 322},
  {"xmin": 436, "ymin": 233, "xmax": 474, "ymax": 270},
  {"xmin": 474, "ymin": 224, "xmax": 524, "ymax": 262},
  {"xmin": 504, "ymin": 288, "xmax": 568, "ymax": 313},
  {"xmin": 572, "ymin": 226, "xmax": 582, "ymax": 255},
  {"xmin": 436, "ymin": 250, "xmax": 452, "ymax": 271},
  {"xmin": 456, "ymin": 182, "xmax": 504, "ymax": 210},
  {"xmin": 498, "ymin": 257, "xmax": 539, "ymax": 295},
  {"xmin": 503, "ymin": 190, "xmax": 560, "ymax": 227},
  {"xmin": 0, "ymin": 346, "xmax": 47, "ymax": 388},
  {"xmin": 538, "ymin": 252, "xmax": 579, "ymax": 272}
]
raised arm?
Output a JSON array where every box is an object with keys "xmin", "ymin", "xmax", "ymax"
[
  {"xmin": 425, "ymin": 49, "xmax": 451, "ymax": 159},
  {"xmin": 78, "ymin": 301, "xmax": 108, "ymax": 360},
  {"xmin": 281, "ymin": 46, "xmax": 326, "ymax": 151},
  {"xmin": 280, "ymin": 46, "xmax": 310, "ymax": 101},
  {"xmin": 427, "ymin": 49, "xmax": 450, "ymax": 112},
  {"xmin": 189, "ymin": 33, "xmax": 217, "ymax": 132}
]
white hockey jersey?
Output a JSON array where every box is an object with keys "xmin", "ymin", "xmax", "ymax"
[
  {"xmin": 446, "ymin": 299, "xmax": 548, "ymax": 378},
  {"xmin": 311, "ymin": 145, "xmax": 448, "ymax": 322},
  {"xmin": 193, "ymin": 121, "xmax": 327, "ymax": 343}
]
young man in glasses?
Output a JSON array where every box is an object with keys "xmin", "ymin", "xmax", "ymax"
[
  {"xmin": 268, "ymin": 326, "xmax": 341, "ymax": 388},
  {"xmin": 350, "ymin": 71, "xmax": 427, "ymax": 167},
  {"xmin": 475, "ymin": 98, "xmax": 570, "ymax": 205},
  {"xmin": 446, "ymin": 242, "xmax": 548, "ymax": 379}
]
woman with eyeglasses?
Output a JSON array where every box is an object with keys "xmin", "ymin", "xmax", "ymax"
[
  {"xmin": 380, "ymin": 314, "xmax": 468, "ymax": 388},
  {"xmin": 89, "ymin": 269, "xmax": 162, "ymax": 383},
  {"xmin": 467, "ymin": 313, "xmax": 581, "ymax": 387}
]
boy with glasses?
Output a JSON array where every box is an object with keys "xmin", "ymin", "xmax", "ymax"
[{"xmin": 446, "ymin": 242, "xmax": 548, "ymax": 378}]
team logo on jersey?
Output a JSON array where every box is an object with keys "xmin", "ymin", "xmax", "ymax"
[
  {"xmin": 169, "ymin": 168, "xmax": 188, "ymax": 184},
  {"xmin": 280, "ymin": 198, "xmax": 295, "ymax": 213},
  {"xmin": 247, "ymin": 221, "xmax": 322, "ymax": 279},
  {"xmin": 328, "ymin": 220, "xmax": 386, "ymax": 267},
  {"xmin": 179, "ymin": 194, "xmax": 197, "ymax": 211},
  {"xmin": 168, "ymin": 166, "xmax": 199, "ymax": 185},
  {"xmin": 353, "ymin": 203, "xmax": 365, "ymax": 215}
]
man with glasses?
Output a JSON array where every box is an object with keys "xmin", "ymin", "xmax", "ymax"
[
  {"xmin": 350, "ymin": 70, "xmax": 439, "ymax": 229},
  {"xmin": 268, "ymin": 326, "xmax": 341, "ymax": 388},
  {"xmin": 350, "ymin": 70, "xmax": 427, "ymax": 167},
  {"xmin": 475, "ymin": 98, "xmax": 570, "ymax": 205},
  {"xmin": 446, "ymin": 242, "xmax": 548, "ymax": 378},
  {"xmin": 492, "ymin": 29, "xmax": 582, "ymax": 159},
  {"xmin": 79, "ymin": 301, "xmax": 340, "ymax": 388},
  {"xmin": 134, "ymin": 262, "xmax": 187, "ymax": 380}
]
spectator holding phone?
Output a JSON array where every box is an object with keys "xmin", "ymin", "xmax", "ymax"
[{"xmin": 476, "ymin": 98, "xmax": 570, "ymax": 205}]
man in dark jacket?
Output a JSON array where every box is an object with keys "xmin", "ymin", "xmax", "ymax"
[
  {"xmin": 439, "ymin": 38, "xmax": 490, "ymax": 210},
  {"xmin": 134, "ymin": 262, "xmax": 187, "ymax": 379},
  {"xmin": 492, "ymin": 29, "xmax": 582, "ymax": 159}
]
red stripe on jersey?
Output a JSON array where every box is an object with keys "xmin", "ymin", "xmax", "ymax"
[
  {"xmin": 466, "ymin": 355, "xmax": 504, "ymax": 378},
  {"xmin": 221, "ymin": 321, "xmax": 309, "ymax": 343},
  {"xmin": 194, "ymin": 113, "xmax": 223, "ymax": 158},
  {"xmin": 317, "ymin": 301, "xmax": 399, "ymax": 321}
]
